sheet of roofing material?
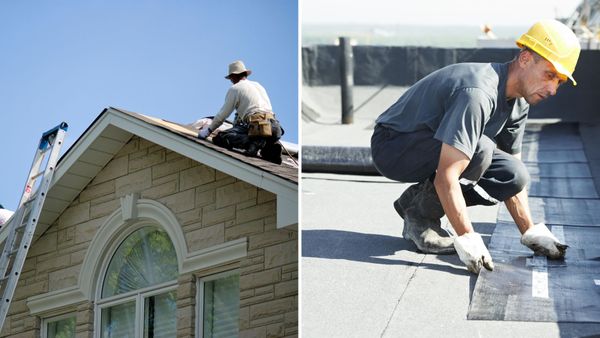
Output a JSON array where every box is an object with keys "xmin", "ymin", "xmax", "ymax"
[
  {"xmin": 468, "ymin": 257, "xmax": 600, "ymax": 322},
  {"xmin": 469, "ymin": 222, "xmax": 600, "ymax": 322},
  {"xmin": 497, "ymin": 197, "xmax": 600, "ymax": 226},
  {"xmin": 522, "ymin": 149, "xmax": 588, "ymax": 163},
  {"xmin": 528, "ymin": 177, "xmax": 599, "ymax": 199},
  {"xmin": 469, "ymin": 122, "xmax": 600, "ymax": 322},
  {"xmin": 525, "ymin": 163, "xmax": 592, "ymax": 178},
  {"xmin": 521, "ymin": 136, "xmax": 583, "ymax": 150},
  {"xmin": 488, "ymin": 222, "xmax": 600, "ymax": 261}
]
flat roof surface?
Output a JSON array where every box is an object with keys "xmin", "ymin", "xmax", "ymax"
[{"xmin": 301, "ymin": 86, "xmax": 600, "ymax": 337}]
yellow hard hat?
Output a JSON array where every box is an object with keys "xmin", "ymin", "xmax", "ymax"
[{"xmin": 516, "ymin": 19, "xmax": 581, "ymax": 86}]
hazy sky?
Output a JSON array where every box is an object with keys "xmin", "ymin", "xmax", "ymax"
[
  {"xmin": 0, "ymin": 0, "xmax": 298, "ymax": 210},
  {"xmin": 302, "ymin": 0, "xmax": 582, "ymax": 26}
]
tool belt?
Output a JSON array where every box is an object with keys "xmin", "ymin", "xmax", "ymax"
[{"xmin": 247, "ymin": 112, "xmax": 274, "ymax": 137}]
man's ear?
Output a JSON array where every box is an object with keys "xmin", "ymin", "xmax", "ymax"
[{"xmin": 518, "ymin": 50, "xmax": 533, "ymax": 68}]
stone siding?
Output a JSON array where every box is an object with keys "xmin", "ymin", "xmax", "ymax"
[{"xmin": 1, "ymin": 136, "xmax": 297, "ymax": 338}]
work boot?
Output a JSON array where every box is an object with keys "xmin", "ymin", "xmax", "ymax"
[
  {"xmin": 261, "ymin": 143, "xmax": 283, "ymax": 165},
  {"xmin": 246, "ymin": 139, "xmax": 266, "ymax": 157},
  {"xmin": 393, "ymin": 180, "xmax": 455, "ymax": 254}
]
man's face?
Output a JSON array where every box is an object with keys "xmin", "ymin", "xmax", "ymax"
[{"xmin": 520, "ymin": 51, "xmax": 567, "ymax": 105}]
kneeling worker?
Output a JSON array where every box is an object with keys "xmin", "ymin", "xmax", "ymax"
[
  {"xmin": 198, "ymin": 60, "xmax": 284, "ymax": 164},
  {"xmin": 371, "ymin": 20, "xmax": 579, "ymax": 273}
]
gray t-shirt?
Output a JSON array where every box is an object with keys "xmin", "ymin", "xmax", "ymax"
[{"xmin": 376, "ymin": 62, "xmax": 529, "ymax": 159}]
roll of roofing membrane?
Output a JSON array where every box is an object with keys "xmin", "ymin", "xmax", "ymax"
[{"xmin": 301, "ymin": 146, "xmax": 379, "ymax": 175}]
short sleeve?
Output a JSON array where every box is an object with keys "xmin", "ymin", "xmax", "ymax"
[
  {"xmin": 495, "ymin": 98, "xmax": 529, "ymax": 154},
  {"xmin": 434, "ymin": 88, "xmax": 493, "ymax": 159}
]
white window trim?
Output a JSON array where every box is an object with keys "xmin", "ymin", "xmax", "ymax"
[
  {"xmin": 196, "ymin": 269, "xmax": 240, "ymax": 338},
  {"xmin": 94, "ymin": 284, "xmax": 178, "ymax": 338},
  {"xmin": 94, "ymin": 224, "xmax": 179, "ymax": 338},
  {"xmin": 27, "ymin": 197, "xmax": 247, "ymax": 315},
  {"xmin": 42, "ymin": 312, "xmax": 76, "ymax": 338}
]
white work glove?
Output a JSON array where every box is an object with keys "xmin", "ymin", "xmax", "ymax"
[
  {"xmin": 521, "ymin": 223, "xmax": 568, "ymax": 259},
  {"xmin": 198, "ymin": 126, "xmax": 211, "ymax": 139},
  {"xmin": 454, "ymin": 232, "xmax": 494, "ymax": 274}
]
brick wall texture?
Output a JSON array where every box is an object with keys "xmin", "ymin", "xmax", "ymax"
[{"xmin": 1, "ymin": 136, "xmax": 298, "ymax": 338}]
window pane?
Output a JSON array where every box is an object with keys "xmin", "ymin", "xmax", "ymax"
[
  {"xmin": 144, "ymin": 291, "xmax": 177, "ymax": 338},
  {"xmin": 101, "ymin": 301, "xmax": 135, "ymax": 338},
  {"xmin": 103, "ymin": 227, "xmax": 178, "ymax": 298},
  {"xmin": 47, "ymin": 316, "xmax": 75, "ymax": 338},
  {"xmin": 203, "ymin": 274, "xmax": 239, "ymax": 338}
]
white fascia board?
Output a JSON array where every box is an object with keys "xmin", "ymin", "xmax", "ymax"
[
  {"xmin": 52, "ymin": 114, "xmax": 127, "ymax": 188},
  {"xmin": 277, "ymin": 194, "xmax": 298, "ymax": 228}
]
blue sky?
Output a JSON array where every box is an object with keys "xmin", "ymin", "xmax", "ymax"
[{"xmin": 0, "ymin": 0, "xmax": 298, "ymax": 210}]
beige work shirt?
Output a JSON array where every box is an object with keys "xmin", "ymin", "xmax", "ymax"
[{"xmin": 209, "ymin": 79, "xmax": 273, "ymax": 131}]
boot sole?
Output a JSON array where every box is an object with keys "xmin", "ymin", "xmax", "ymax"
[{"xmin": 393, "ymin": 199, "xmax": 405, "ymax": 218}]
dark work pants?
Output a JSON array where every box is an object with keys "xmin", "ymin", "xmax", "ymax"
[
  {"xmin": 213, "ymin": 120, "xmax": 283, "ymax": 153},
  {"xmin": 370, "ymin": 124, "xmax": 530, "ymax": 206}
]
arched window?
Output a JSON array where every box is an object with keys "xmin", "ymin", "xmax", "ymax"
[{"xmin": 97, "ymin": 226, "xmax": 178, "ymax": 338}]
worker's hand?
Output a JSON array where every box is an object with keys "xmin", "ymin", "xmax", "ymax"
[
  {"xmin": 454, "ymin": 232, "xmax": 494, "ymax": 274},
  {"xmin": 521, "ymin": 223, "xmax": 568, "ymax": 259},
  {"xmin": 198, "ymin": 126, "xmax": 211, "ymax": 139}
]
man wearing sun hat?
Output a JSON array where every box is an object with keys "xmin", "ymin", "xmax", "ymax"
[
  {"xmin": 370, "ymin": 20, "xmax": 581, "ymax": 273},
  {"xmin": 198, "ymin": 60, "xmax": 284, "ymax": 164}
]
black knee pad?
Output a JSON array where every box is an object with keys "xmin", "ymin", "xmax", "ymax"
[{"xmin": 213, "ymin": 133, "xmax": 232, "ymax": 150}]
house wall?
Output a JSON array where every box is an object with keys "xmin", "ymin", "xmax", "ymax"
[{"xmin": 0, "ymin": 136, "xmax": 298, "ymax": 338}]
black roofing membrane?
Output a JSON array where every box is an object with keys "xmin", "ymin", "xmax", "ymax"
[{"xmin": 469, "ymin": 122, "xmax": 600, "ymax": 322}]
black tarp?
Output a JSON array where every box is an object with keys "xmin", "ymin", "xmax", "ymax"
[{"xmin": 303, "ymin": 45, "xmax": 600, "ymax": 122}]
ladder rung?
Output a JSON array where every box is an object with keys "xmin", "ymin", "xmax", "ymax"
[
  {"xmin": 31, "ymin": 171, "xmax": 45, "ymax": 180},
  {"xmin": 23, "ymin": 195, "xmax": 38, "ymax": 205}
]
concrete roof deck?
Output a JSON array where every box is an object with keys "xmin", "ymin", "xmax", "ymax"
[{"xmin": 301, "ymin": 86, "xmax": 600, "ymax": 337}]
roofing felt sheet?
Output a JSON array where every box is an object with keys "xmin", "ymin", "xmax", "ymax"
[
  {"xmin": 469, "ymin": 122, "xmax": 600, "ymax": 323},
  {"xmin": 528, "ymin": 177, "xmax": 599, "ymax": 199},
  {"xmin": 488, "ymin": 222, "xmax": 600, "ymax": 262},
  {"xmin": 525, "ymin": 163, "xmax": 592, "ymax": 178},
  {"xmin": 497, "ymin": 197, "xmax": 600, "ymax": 226},
  {"xmin": 521, "ymin": 149, "xmax": 588, "ymax": 163},
  {"xmin": 470, "ymin": 222, "xmax": 600, "ymax": 322},
  {"xmin": 468, "ymin": 257, "xmax": 600, "ymax": 322}
]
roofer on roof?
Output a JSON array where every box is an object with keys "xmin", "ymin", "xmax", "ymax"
[
  {"xmin": 198, "ymin": 60, "xmax": 284, "ymax": 164},
  {"xmin": 370, "ymin": 20, "xmax": 581, "ymax": 273}
]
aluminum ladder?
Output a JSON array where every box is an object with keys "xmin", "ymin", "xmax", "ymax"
[{"xmin": 0, "ymin": 122, "xmax": 68, "ymax": 330}]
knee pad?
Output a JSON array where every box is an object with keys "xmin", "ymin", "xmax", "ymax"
[{"xmin": 213, "ymin": 133, "xmax": 232, "ymax": 150}]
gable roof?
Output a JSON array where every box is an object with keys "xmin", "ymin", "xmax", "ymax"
[{"xmin": 5, "ymin": 108, "xmax": 297, "ymax": 243}]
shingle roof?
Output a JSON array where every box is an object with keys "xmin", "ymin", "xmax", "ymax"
[{"xmin": 111, "ymin": 107, "xmax": 298, "ymax": 184}]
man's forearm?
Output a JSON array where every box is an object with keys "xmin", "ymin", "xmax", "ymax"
[
  {"xmin": 504, "ymin": 188, "xmax": 535, "ymax": 234},
  {"xmin": 434, "ymin": 176, "xmax": 473, "ymax": 236},
  {"xmin": 504, "ymin": 153, "xmax": 535, "ymax": 234}
]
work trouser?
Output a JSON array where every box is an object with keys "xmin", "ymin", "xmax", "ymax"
[
  {"xmin": 370, "ymin": 124, "xmax": 530, "ymax": 206},
  {"xmin": 212, "ymin": 119, "xmax": 283, "ymax": 154}
]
